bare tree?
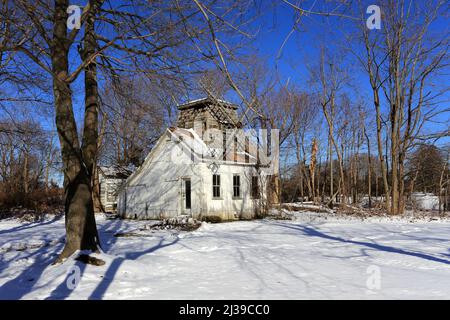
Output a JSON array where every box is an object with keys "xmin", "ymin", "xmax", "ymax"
[
  {"xmin": 2, "ymin": 0, "xmax": 258, "ymax": 261},
  {"xmin": 356, "ymin": 0, "xmax": 449, "ymax": 214},
  {"xmin": 100, "ymin": 76, "xmax": 166, "ymax": 167},
  {"xmin": 310, "ymin": 47, "xmax": 349, "ymax": 204}
]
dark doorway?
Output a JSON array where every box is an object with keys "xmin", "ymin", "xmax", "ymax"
[{"xmin": 185, "ymin": 179, "xmax": 191, "ymax": 210}]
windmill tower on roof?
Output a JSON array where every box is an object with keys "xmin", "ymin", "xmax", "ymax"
[{"xmin": 176, "ymin": 97, "xmax": 242, "ymax": 137}]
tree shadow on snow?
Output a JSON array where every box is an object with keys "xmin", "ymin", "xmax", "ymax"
[
  {"xmin": 37, "ymin": 217, "xmax": 179, "ymax": 300},
  {"xmin": 0, "ymin": 215, "xmax": 62, "ymax": 237},
  {"xmin": 270, "ymin": 222, "xmax": 450, "ymax": 266},
  {"xmin": 0, "ymin": 218, "xmax": 124, "ymax": 300},
  {"xmin": 0, "ymin": 236, "xmax": 65, "ymax": 300},
  {"xmin": 44, "ymin": 259, "xmax": 88, "ymax": 300},
  {"xmin": 88, "ymin": 235, "xmax": 179, "ymax": 299},
  {"xmin": 43, "ymin": 218, "xmax": 127, "ymax": 300}
]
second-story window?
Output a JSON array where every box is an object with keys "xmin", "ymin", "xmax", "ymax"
[
  {"xmin": 213, "ymin": 174, "xmax": 221, "ymax": 198},
  {"xmin": 233, "ymin": 175, "xmax": 241, "ymax": 198}
]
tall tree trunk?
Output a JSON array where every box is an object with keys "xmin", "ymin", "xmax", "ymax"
[
  {"xmin": 92, "ymin": 165, "xmax": 104, "ymax": 212},
  {"xmin": 322, "ymin": 105, "xmax": 346, "ymax": 204},
  {"xmin": 438, "ymin": 159, "xmax": 448, "ymax": 215},
  {"xmin": 398, "ymin": 152, "xmax": 406, "ymax": 213},
  {"xmin": 445, "ymin": 171, "xmax": 449, "ymax": 213},
  {"xmin": 364, "ymin": 129, "xmax": 372, "ymax": 209},
  {"xmin": 93, "ymin": 112, "xmax": 107, "ymax": 212},
  {"xmin": 82, "ymin": 0, "xmax": 102, "ymax": 213},
  {"xmin": 44, "ymin": 138, "xmax": 53, "ymax": 193},
  {"xmin": 53, "ymin": 0, "xmax": 100, "ymax": 263},
  {"xmin": 295, "ymin": 133, "xmax": 311, "ymax": 201},
  {"xmin": 299, "ymin": 165, "xmax": 304, "ymax": 202},
  {"xmin": 374, "ymin": 91, "xmax": 390, "ymax": 211},
  {"xmin": 390, "ymin": 134, "xmax": 399, "ymax": 214},
  {"xmin": 375, "ymin": 174, "xmax": 378, "ymax": 198},
  {"xmin": 310, "ymin": 138, "xmax": 318, "ymax": 203},
  {"xmin": 329, "ymin": 127, "xmax": 334, "ymax": 208},
  {"xmin": 390, "ymin": 76, "xmax": 401, "ymax": 215},
  {"xmin": 23, "ymin": 150, "xmax": 28, "ymax": 194}
]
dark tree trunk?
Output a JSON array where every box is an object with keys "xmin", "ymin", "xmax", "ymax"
[
  {"xmin": 52, "ymin": 0, "xmax": 100, "ymax": 263},
  {"xmin": 92, "ymin": 166, "xmax": 105, "ymax": 213},
  {"xmin": 364, "ymin": 129, "xmax": 372, "ymax": 209},
  {"xmin": 81, "ymin": 0, "xmax": 103, "ymax": 220},
  {"xmin": 81, "ymin": 0, "xmax": 100, "ymax": 176}
]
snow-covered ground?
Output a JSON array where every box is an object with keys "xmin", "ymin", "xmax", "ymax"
[{"xmin": 1, "ymin": 212, "xmax": 450, "ymax": 299}]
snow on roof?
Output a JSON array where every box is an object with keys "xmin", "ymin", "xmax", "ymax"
[
  {"xmin": 176, "ymin": 97, "xmax": 238, "ymax": 110},
  {"xmin": 99, "ymin": 165, "xmax": 134, "ymax": 178}
]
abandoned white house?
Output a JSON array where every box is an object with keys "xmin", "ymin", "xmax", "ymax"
[
  {"xmin": 117, "ymin": 98, "xmax": 280, "ymax": 220},
  {"xmin": 97, "ymin": 166, "xmax": 132, "ymax": 212}
]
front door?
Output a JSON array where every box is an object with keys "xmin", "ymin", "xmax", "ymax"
[{"xmin": 181, "ymin": 178, "xmax": 191, "ymax": 213}]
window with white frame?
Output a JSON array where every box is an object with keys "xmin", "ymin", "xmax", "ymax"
[
  {"xmin": 212, "ymin": 174, "xmax": 221, "ymax": 198},
  {"xmin": 233, "ymin": 175, "xmax": 241, "ymax": 198}
]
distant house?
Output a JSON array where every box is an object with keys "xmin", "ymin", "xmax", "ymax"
[
  {"xmin": 117, "ymin": 98, "xmax": 280, "ymax": 220},
  {"xmin": 410, "ymin": 192, "xmax": 442, "ymax": 211},
  {"xmin": 97, "ymin": 166, "xmax": 133, "ymax": 212}
]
